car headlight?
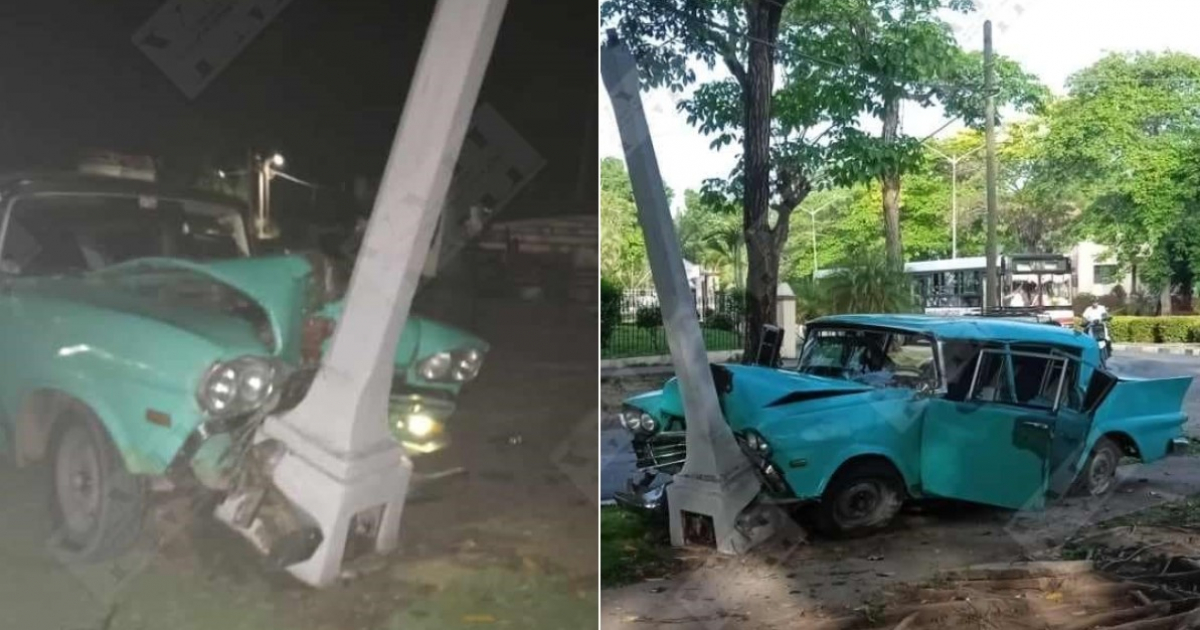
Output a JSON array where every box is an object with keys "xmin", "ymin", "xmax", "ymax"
[
  {"xmin": 417, "ymin": 352, "xmax": 453, "ymax": 381},
  {"xmin": 417, "ymin": 348, "xmax": 486, "ymax": 383},
  {"xmin": 450, "ymin": 348, "xmax": 485, "ymax": 381},
  {"xmin": 620, "ymin": 407, "xmax": 658, "ymax": 434},
  {"xmin": 744, "ymin": 430, "xmax": 771, "ymax": 457},
  {"xmin": 197, "ymin": 356, "xmax": 280, "ymax": 416}
]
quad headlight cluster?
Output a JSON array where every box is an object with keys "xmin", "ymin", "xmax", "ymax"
[
  {"xmin": 620, "ymin": 406, "xmax": 658, "ymax": 434},
  {"xmin": 197, "ymin": 356, "xmax": 283, "ymax": 417},
  {"xmin": 416, "ymin": 347, "xmax": 486, "ymax": 383}
]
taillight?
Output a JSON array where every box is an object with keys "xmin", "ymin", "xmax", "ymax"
[{"xmin": 301, "ymin": 316, "xmax": 335, "ymax": 365}]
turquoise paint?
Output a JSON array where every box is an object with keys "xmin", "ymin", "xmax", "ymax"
[
  {"xmin": 0, "ymin": 274, "xmax": 270, "ymax": 474},
  {"xmin": 316, "ymin": 300, "xmax": 488, "ymax": 395},
  {"xmin": 0, "ymin": 252, "xmax": 489, "ymax": 481},
  {"xmin": 920, "ymin": 399, "xmax": 1050, "ymax": 510},
  {"xmin": 626, "ymin": 314, "xmax": 1191, "ymax": 511}
]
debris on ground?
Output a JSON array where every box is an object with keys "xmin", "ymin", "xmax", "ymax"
[{"xmin": 800, "ymin": 557, "xmax": 1200, "ymax": 629}]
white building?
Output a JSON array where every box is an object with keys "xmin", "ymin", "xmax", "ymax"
[{"xmin": 1070, "ymin": 240, "xmax": 1138, "ymax": 297}]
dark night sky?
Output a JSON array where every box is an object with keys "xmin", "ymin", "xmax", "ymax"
[{"xmin": 0, "ymin": 0, "xmax": 595, "ymax": 220}]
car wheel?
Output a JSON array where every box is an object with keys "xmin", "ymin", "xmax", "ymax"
[
  {"xmin": 1075, "ymin": 437, "xmax": 1122, "ymax": 498},
  {"xmin": 816, "ymin": 460, "xmax": 904, "ymax": 537},
  {"xmin": 48, "ymin": 409, "xmax": 147, "ymax": 563}
]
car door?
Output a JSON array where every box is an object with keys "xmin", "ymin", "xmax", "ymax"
[{"xmin": 921, "ymin": 345, "xmax": 1075, "ymax": 510}]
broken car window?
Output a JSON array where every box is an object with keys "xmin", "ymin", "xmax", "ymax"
[
  {"xmin": 799, "ymin": 328, "xmax": 936, "ymax": 390},
  {"xmin": 0, "ymin": 194, "xmax": 242, "ymax": 275}
]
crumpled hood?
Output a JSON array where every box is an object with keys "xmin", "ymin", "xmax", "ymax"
[
  {"xmin": 99, "ymin": 255, "xmax": 313, "ymax": 358},
  {"xmin": 317, "ymin": 299, "xmax": 489, "ymax": 366},
  {"xmin": 629, "ymin": 364, "xmax": 871, "ymax": 421}
]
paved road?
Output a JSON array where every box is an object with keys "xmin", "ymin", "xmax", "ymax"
[
  {"xmin": 1108, "ymin": 351, "xmax": 1200, "ymax": 435},
  {"xmin": 600, "ymin": 350, "xmax": 1200, "ymax": 500}
]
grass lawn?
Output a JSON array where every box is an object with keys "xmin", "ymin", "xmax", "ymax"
[
  {"xmin": 600, "ymin": 507, "xmax": 677, "ymax": 588},
  {"xmin": 603, "ymin": 324, "xmax": 742, "ymax": 359}
]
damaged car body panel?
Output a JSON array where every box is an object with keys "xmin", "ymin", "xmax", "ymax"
[
  {"xmin": 0, "ymin": 173, "xmax": 488, "ymax": 561},
  {"xmin": 619, "ymin": 313, "xmax": 1192, "ymax": 534}
]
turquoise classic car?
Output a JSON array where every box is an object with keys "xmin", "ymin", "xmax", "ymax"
[
  {"xmin": 618, "ymin": 314, "xmax": 1192, "ymax": 536},
  {"xmin": 0, "ymin": 173, "xmax": 487, "ymax": 561}
]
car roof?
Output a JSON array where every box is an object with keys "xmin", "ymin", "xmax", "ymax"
[
  {"xmin": 810, "ymin": 313, "xmax": 1091, "ymax": 349},
  {"xmin": 0, "ymin": 172, "xmax": 247, "ymax": 210}
]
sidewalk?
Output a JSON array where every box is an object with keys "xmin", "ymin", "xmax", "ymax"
[{"xmin": 1113, "ymin": 343, "xmax": 1200, "ymax": 356}]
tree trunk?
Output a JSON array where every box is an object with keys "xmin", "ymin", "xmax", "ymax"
[
  {"xmin": 740, "ymin": 0, "xmax": 785, "ymax": 359},
  {"xmin": 880, "ymin": 95, "xmax": 904, "ymax": 267}
]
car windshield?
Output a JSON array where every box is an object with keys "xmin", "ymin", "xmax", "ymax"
[
  {"xmin": 798, "ymin": 327, "xmax": 937, "ymax": 390},
  {"xmin": 0, "ymin": 194, "xmax": 246, "ymax": 276}
]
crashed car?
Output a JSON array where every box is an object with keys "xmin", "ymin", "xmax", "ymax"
[
  {"xmin": 617, "ymin": 314, "xmax": 1192, "ymax": 536},
  {"xmin": 0, "ymin": 173, "xmax": 486, "ymax": 560}
]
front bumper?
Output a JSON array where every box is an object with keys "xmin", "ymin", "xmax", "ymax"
[{"xmin": 613, "ymin": 471, "xmax": 670, "ymax": 513}]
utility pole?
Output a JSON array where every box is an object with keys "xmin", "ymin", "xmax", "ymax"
[{"xmin": 983, "ymin": 20, "xmax": 999, "ymax": 309}]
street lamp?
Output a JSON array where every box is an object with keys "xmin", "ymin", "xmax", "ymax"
[
  {"xmin": 255, "ymin": 152, "xmax": 287, "ymax": 239},
  {"xmin": 924, "ymin": 142, "xmax": 983, "ymax": 259},
  {"xmin": 802, "ymin": 198, "xmax": 840, "ymax": 280}
]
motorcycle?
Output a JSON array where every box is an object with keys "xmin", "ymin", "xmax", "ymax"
[{"xmin": 1084, "ymin": 314, "xmax": 1113, "ymax": 360}]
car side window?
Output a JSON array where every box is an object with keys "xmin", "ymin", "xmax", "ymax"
[{"xmin": 968, "ymin": 349, "xmax": 1014, "ymax": 403}]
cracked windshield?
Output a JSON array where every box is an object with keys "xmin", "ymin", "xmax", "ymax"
[
  {"xmin": 599, "ymin": 0, "xmax": 1200, "ymax": 628},
  {"xmin": 0, "ymin": 0, "xmax": 597, "ymax": 629}
]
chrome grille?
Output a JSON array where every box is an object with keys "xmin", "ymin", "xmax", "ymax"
[{"xmin": 633, "ymin": 431, "xmax": 686, "ymax": 472}]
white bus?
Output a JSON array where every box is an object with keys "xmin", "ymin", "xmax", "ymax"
[{"xmin": 905, "ymin": 254, "xmax": 1076, "ymax": 326}]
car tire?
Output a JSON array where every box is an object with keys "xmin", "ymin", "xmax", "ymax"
[
  {"xmin": 815, "ymin": 460, "xmax": 904, "ymax": 538},
  {"xmin": 48, "ymin": 408, "xmax": 147, "ymax": 563},
  {"xmin": 1073, "ymin": 437, "xmax": 1122, "ymax": 498}
]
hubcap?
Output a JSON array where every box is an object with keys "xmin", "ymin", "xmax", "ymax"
[
  {"xmin": 835, "ymin": 481, "xmax": 883, "ymax": 526},
  {"xmin": 55, "ymin": 426, "xmax": 101, "ymax": 538},
  {"xmin": 1089, "ymin": 449, "xmax": 1116, "ymax": 495}
]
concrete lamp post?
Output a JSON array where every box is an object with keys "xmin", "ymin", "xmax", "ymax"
[
  {"xmin": 215, "ymin": 0, "xmax": 508, "ymax": 587},
  {"xmin": 601, "ymin": 33, "xmax": 770, "ymax": 554}
]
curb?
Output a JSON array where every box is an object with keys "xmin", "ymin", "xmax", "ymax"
[{"xmin": 1113, "ymin": 344, "xmax": 1200, "ymax": 356}]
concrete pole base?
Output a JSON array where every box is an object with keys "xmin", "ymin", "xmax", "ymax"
[
  {"xmin": 667, "ymin": 465, "xmax": 773, "ymax": 555},
  {"xmin": 216, "ymin": 417, "xmax": 413, "ymax": 588}
]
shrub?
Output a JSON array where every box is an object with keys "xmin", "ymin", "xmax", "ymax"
[
  {"xmin": 635, "ymin": 305, "xmax": 663, "ymax": 329},
  {"xmin": 819, "ymin": 255, "xmax": 918, "ymax": 315},
  {"xmin": 1158, "ymin": 317, "xmax": 1192, "ymax": 343},
  {"xmin": 706, "ymin": 312, "xmax": 737, "ymax": 331},
  {"xmin": 1125, "ymin": 317, "xmax": 1157, "ymax": 343},
  {"xmin": 600, "ymin": 278, "xmax": 623, "ymax": 349},
  {"xmin": 1106, "ymin": 317, "xmax": 1131, "ymax": 342}
]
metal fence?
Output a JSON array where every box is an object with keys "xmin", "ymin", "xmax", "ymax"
[{"xmin": 603, "ymin": 287, "xmax": 746, "ymax": 359}]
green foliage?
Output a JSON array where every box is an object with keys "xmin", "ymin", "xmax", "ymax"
[
  {"xmin": 1125, "ymin": 317, "xmax": 1157, "ymax": 343},
  {"xmin": 1158, "ymin": 317, "xmax": 1192, "ymax": 343},
  {"xmin": 600, "ymin": 157, "xmax": 649, "ymax": 287},
  {"xmin": 813, "ymin": 255, "xmax": 919, "ymax": 315},
  {"xmin": 1036, "ymin": 52, "xmax": 1200, "ymax": 293},
  {"xmin": 600, "ymin": 507, "xmax": 676, "ymax": 588},
  {"xmin": 706, "ymin": 312, "xmax": 737, "ymax": 332},
  {"xmin": 635, "ymin": 306, "xmax": 663, "ymax": 330},
  {"xmin": 1096, "ymin": 316, "xmax": 1200, "ymax": 343},
  {"xmin": 600, "ymin": 278, "xmax": 623, "ymax": 349},
  {"xmin": 677, "ymin": 190, "xmax": 744, "ymax": 289}
]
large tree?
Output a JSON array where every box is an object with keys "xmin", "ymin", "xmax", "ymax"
[
  {"xmin": 804, "ymin": 1, "xmax": 1046, "ymax": 265},
  {"xmin": 1035, "ymin": 52, "xmax": 1200, "ymax": 303},
  {"xmin": 603, "ymin": 0, "xmax": 853, "ymax": 356},
  {"xmin": 602, "ymin": 0, "xmax": 1043, "ymax": 355}
]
